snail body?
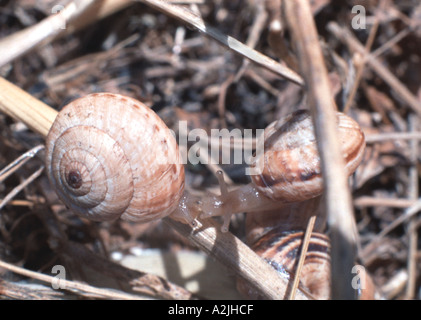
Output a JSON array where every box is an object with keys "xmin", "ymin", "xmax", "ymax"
[
  {"xmin": 46, "ymin": 93, "xmax": 365, "ymax": 233},
  {"xmin": 45, "ymin": 93, "xmax": 185, "ymax": 223},
  {"xmin": 44, "ymin": 93, "xmax": 373, "ymax": 299},
  {"xmin": 200, "ymin": 109, "xmax": 366, "ymax": 231}
]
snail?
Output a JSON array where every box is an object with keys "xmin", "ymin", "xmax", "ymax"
[
  {"xmin": 237, "ymin": 197, "xmax": 378, "ymax": 300},
  {"xmin": 45, "ymin": 93, "xmax": 365, "ymax": 233},
  {"xmin": 237, "ymin": 227, "xmax": 331, "ymax": 300},
  {"xmin": 200, "ymin": 109, "xmax": 366, "ymax": 231},
  {"xmin": 45, "ymin": 93, "xmax": 198, "ymax": 226},
  {"xmin": 234, "ymin": 194, "xmax": 330, "ymax": 299},
  {"xmin": 235, "ymin": 160, "xmax": 376, "ymax": 300},
  {"xmin": 45, "ymin": 92, "xmax": 371, "ymax": 299}
]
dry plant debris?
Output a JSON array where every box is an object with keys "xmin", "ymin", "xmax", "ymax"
[{"xmin": 0, "ymin": 0, "xmax": 420, "ymax": 300}]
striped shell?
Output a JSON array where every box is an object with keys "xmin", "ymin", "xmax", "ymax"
[
  {"xmin": 45, "ymin": 93, "xmax": 184, "ymax": 222},
  {"xmin": 237, "ymin": 228, "xmax": 331, "ymax": 300},
  {"xmin": 251, "ymin": 110, "xmax": 365, "ymax": 202}
]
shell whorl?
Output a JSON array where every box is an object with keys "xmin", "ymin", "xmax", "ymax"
[
  {"xmin": 251, "ymin": 110, "xmax": 365, "ymax": 202},
  {"xmin": 237, "ymin": 228, "xmax": 331, "ymax": 300},
  {"xmin": 255, "ymin": 230, "xmax": 331, "ymax": 299},
  {"xmin": 45, "ymin": 93, "xmax": 185, "ymax": 222}
]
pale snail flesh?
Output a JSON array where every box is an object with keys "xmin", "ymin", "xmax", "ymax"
[
  {"xmin": 45, "ymin": 93, "xmax": 185, "ymax": 223},
  {"xmin": 250, "ymin": 109, "xmax": 365, "ymax": 202},
  {"xmin": 200, "ymin": 109, "xmax": 365, "ymax": 228}
]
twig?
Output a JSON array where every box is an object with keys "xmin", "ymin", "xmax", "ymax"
[
  {"xmin": 0, "ymin": 166, "xmax": 44, "ymax": 211},
  {"xmin": 0, "ymin": 0, "xmax": 134, "ymax": 67},
  {"xmin": 0, "ymin": 279, "xmax": 64, "ymax": 299},
  {"xmin": 381, "ymin": 269, "xmax": 408, "ymax": 300},
  {"xmin": 0, "ymin": 259, "xmax": 147, "ymax": 300},
  {"xmin": 288, "ymin": 215, "xmax": 316, "ymax": 300},
  {"xmin": 327, "ymin": 22, "xmax": 421, "ymax": 117},
  {"xmin": 343, "ymin": 19, "xmax": 379, "ymax": 114},
  {"xmin": 57, "ymin": 238, "xmax": 196, "ymax": 300},
  {"xmin": 0, "ymin": 146, "xmax": 46, "ymax": 211},
  {"xmin": 234, "ymin": 0, "xmax": 268, "ymax": 82},
  {"xmin": 371, "ymin": 27, "xmax": 411, "ymax": 58},
  {"xmin": 361, "ymin": 198, "xmax": 421, "ymax": 260},
  {"xmin": 0, "ymin": 145, "xmax": 45, "ymax": 183},
  {"xmin": 138, "ymin": 0, "xmax": 304, "ymax": 86},
  {"xmin": 405, "ymin": 114, "xmax": 419, "ymax": 299},
  {"xmin": 0, "ymin": 0, "xmax": 97, "ymax": 67},
  {"xmin": 283, "ymin": 0, "xmax": 358, "ymax": 299},
  {"xmin": 164, "ymin": 218, "xmax": 310, "ymax": 299},
  {"xmin": 354, "ymin": 196, "xmax": 416, "ymax": 209},
  {"xmin": 365, "ymin": 131, "xmax": 421, "ymax": 143}
]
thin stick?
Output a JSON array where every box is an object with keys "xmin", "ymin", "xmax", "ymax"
[
  {"xmin": 0, "ymin": 76, "xmax": 310, "ymax": 300},
  {"xmin": 371, "ymin": 27, "xmax": 411, "ymax": 58},
  {"xmin": 0, "ymin": 259, "xmax": 147, "ymax": 300},
  {"xmin": 0, "ymin": 166, "xmax": 45, "ymax": 211},
  {"xmin": 365, "ymin": 132, "xmax": 421, "ymax": 143},
  {"xmin": 0, "ymin": 145, "xmax": 45, "ymax": 210},
  {"xmin": 0, "ymin": 0, "xmax": 132, "ymax": 67},
  {"xmin": 354, "ymin": 196, "xmax": 416, "ymax": 209},
  {"xmin": 138, "ymin": 0, "xmax": 304, "ymax": 86},
  {"xmin": 378, "ymin": 199, "xmax": 421, "ymax": 239},
  {"xmin": 0, "ymin": 0, "xmax": 96, "ymax": 67},
  {"xmin": 288, "ymin": 215, "xmax": 317, "ymax": 300},
  {"xmin": 327, "ymin": 22, "xmax": 421, "ymax": 117},
  {"xmin": 0, "ymin": 145, "xmax": 45, "ymax": 183},
  {"xmin": 381, "ymin": 269, "xmax": 408, "ymax": 300},
  {"xmin": 405, "ymin": 114, "xmax": 419, "ymax": 299},
  {"xmin": 361, "ymin": 198, "xmax": 421, "ymax": 260},
  {"xmin": 343, "ymin": 19, "xmax": 379, "ymax": 114},
  {"xmin": 164, "ymin": 218, "xmax": 310, "ymax": 299},
  {"xmin": 283, "ymin": 0, "xmax": 358, "ymax": 299}
]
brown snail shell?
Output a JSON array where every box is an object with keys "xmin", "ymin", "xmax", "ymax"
[
  {"xmin": 45, "ymin": 93, "xmax": 184, "ymax": 222},
  {"xmin": 237, "ymin": 228, "xmax": 331, "ymax": 300},
  {"xmin": 251, "ymin": 110, "xmax": 365, "ymax": 202}
]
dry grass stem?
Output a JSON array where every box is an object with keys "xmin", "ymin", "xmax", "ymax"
[
  {"xmin": 139, "ymin": 0, "xmax": 304, "ymax": 85},
  {"xmin": 0, "ymin": 259, "xmax": 148, "ymax": 300},
  {"xmin": 327, "ymin": 22, "xmax": 421, "ymax": 117},
  {"xmin": 0, "ymin": 0, "xmax": 96, "ymax": 67},
  {"xmin": 288, "ymin": 215, "xmax": 317, "ymax": 300},
  {"xmin": 283, "ymin": 0, "xmax": 358, "ymax": 299}
]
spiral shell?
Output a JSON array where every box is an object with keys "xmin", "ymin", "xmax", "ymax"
[
  {"xmin": 237, "ymin": 228, "xmax": 331, "ymax": 300},
  {"xmin": 250, "ymin": 110, "xmax": 365, "ymax": 202},
  {"xmin": 239, "ymin": 225, "xmax": 377, "ymax": 300},
  {"xmin": 45, "ymin": 93, "xmax": 184, "ymax": 222}
]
